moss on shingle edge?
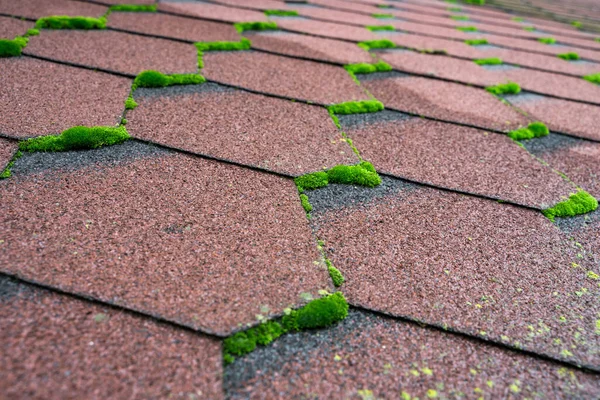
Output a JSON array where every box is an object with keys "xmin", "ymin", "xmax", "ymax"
[
  {"xmin": 125, "ymin": 95, "xmax": 138, "ymax": 110},
  {"xmin": 451, "ymin": 15, "xmax": 469, "ymax": 20},
  {"xmin": 538, "ymin": 37, "xmax": 556, "ymax": 44},
  {"xmin": 372, "ymin": 13, "xmax": 394, "ymax": 19},
  {"xmin": 557, "ymin": 52, "xmax": 580, "ymax": 61},
  {"xmin": 19, "ymin": 126, "xmax": 130, "ymax": 152},
  {"xmin": 0, "ymin": 150, "xmax": 23, "ymax": 179},
  {"xmin": 264, "ymin": 9, "xmax": 298, "ymax": 17},
  {"xmin": 366, "ymin": 25, "xmax": 395, "ymax": 31},
  {"xmin": 109, "ymin": 4, "xmax": 157, "ymax": 12},
  {"xmin": 542, "ymin": 190, "xmax": 598, "ymax": 222},
  {"xmin": 344, "ymin": 61, "xmax": 392, "ymax": 75},
  {"xmin": 486, "ymin": 81, "xmax": 521, "ymax": 95},
  {"xmin": 508, "ymin": 121, "xmax": 549, "ymax": 140},
  {"xmin": 132, "ymin": 70, "xmax": 205, "ymax": 89},
  {"xmin": 583, "ymin": 73, "xmax": 600, "ymax": 85},
  {"xmin": 35, "ymin": 15, "xmax": 107, "ymax": 29},
  {"xmin": 234, "ymin": 21, "xmax": 278, "ymax": 33},
  {"xmin": 474, "ymin": 57, "xmax": 502, "ymax": 65},
  {"xmin": 465, "ymin": 38, "xmax": 488, "ymax": 46},
  {"xmin": 195, "ymin": 38, "xmax": 251, "ymax": 52},
  {"xmin": 328, "ymin": 100, "xmax": 384, "ymax": 115},
  {"xmin": 0, "ymin": 37, "xmax": 28, "ymax": 57},
  {"xmin": 456, "ymin": 26, "xmax": 478, "ymax": 32},
  {"xmin": 325, "ymin": 259, "xmax": 345, "ymax": 287},
  {"xmin": 223, "ymin": 292, "xmax": 349, "ymax": 364},
  {"xmin": 357, "ymin": 39, "xmax": 396, "ymax": 51},
  {"xmin": 295, "ymin": 161, "xmax": 381, "ymax": 193}
]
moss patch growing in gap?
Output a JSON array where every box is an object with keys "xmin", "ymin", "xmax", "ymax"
[
  {"xmin": 26, "ymin": 29, "xmax": 39, "ymax": 36},
  {"xmin": 35, "ymin": 16, "xmax": 107, "ymax": 30},
  {"xmin": 465, "ymin": 38, "xmax": 488, "ymax": 46},
  {"xmin": 195, "ymin": 38, "xmax": 251, "ymax": 52},
  {"xmin": 508, "ymin": 121, "xmax": 549, "ymax": 140},
  {"xmin": 344, "ymin": 61, "xmax": 392, "ymax": 75},
  {"xmin": 366, "ymin": 25, "xmax": 395, "ymax": 31},
  {"xmin": 448, "ymin": 7, "xmax": 462, "ymax": 12},
  {"xmin": 474, "ymin": 57, "xmax": 502, "ymax": 65},
  {"xmin": 357, "ymin": 39, "xmax": 396, "ymax": 51},
  {"xmin": 451, "ymin": 15, "xmax": 469, "ymax": 20},
  {"xmin": 264, "ymin": 9, "xmax": 298, "ymax": 17},
  {"xmin": 456, "ymin": 26, "xmax": 478, "ymax": 32},
  {"xmin": 486, "ymin": 81, "xmax": 521, "ymax": 95},
  {"xmin": 523, "ymin": 26, "xmax": 536, "ymax": 31},
  {"xmin": 223, "ymin": 292, "xmax": 348, "ymax": 364},
  {"xmin": 0, "ymin": 150, "xmax": 22, "ymax": 179},
  {"xmin": 20, "ymin": 126, "xmax": 130, "ymax": 152},
  {"xmin": 377, "ymin": 4, "xmax": 393, "ymax": 8},
  {"xmin": 583, "ymin": 73, "xmax": 600, "ymax": 85},
  {"xmin": 299, "ymin": 193, "xmax": 312, "ymax": 213},
  {"xmin": 132, "ymin": 70, "xmax": 205, "ymax": 89},
  {"xmin": 295, "ymin": 161, "xmax": 381, "ymax": 192},
  {"xmin": 0, "ymin": 37, "xmax": 28, "ymax": 57},
  {"xmin": 109, "ymin": 4, "xmax": 157, "ymax": 12},
  {"xmin": 465, "ymin": 0, "xmax": 485, "ymax": 4},
  {"xmin": 572, "ymin": 21, "xmax": 582, "ymax": 29},
  {"xmin": 557, "ymin": 52, "xmax": 580, "ymax": 61},
  {"xmin": 542, "ymin": 190, "xmax": 598, "ymax": 222},
  {"xmin": 512, "ymin": 17, "xmax": 524, "ymax": 22},
  {"xmin": 538, "ymin": 37, "xmax": 556, "ymax": 44},
  {"xmin": 328, "ymin": 100, "xmax": 384, "ymax": 115},
  {"xmin": 325, "ymin": 259, "xmax": 345, "ymax": 287},
  {"xmin": 234, "ymin": 21, "xmax": 278, "ymax": 33},
  {"xmin": 372, "ymin": 13, "xmax": 394, "ymax": 19},
  {"xmin": 125, "ymin": 95, "xmax": 138, "ymax": 110}
]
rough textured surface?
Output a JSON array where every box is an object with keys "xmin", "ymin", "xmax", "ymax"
[
  {"xmin": 202, "ymin": 51, "xmax": 370, "ymax": 104},
  {"xmin": 0, "ymin": 0, "xmax": 106, "ymax": 19},
  {"xmin": 361, "ymin": 75, "xmax": 529, "ymax": 131},
  {"xmin": 159, "ymin": 2, "xmax": 268, "ymax": 23},
  {"xmin": 0, "ymin": 138, "xmax": 18, "ymax": 171},
  {"xmin": 0, "ymin": 16, "xmax": 33, "ymax": 39},
  {"xmin": 226, "ymin": 310, "xmax": 600, "ymax": 399},
  {"xmin": 310, "ymin": 183, "xmax": 600, "ymax": 368},
  {"xmin": 25, "ymin": 30, "xmax": 197, "ymax": 75},
  {"xmin": 341, "ymin": 114, "xmax": 574, "ymax": 208},
  {"xmin": 0, "ymin": 148, "xmax": 331, "ymax": 336},
  {"xmin": 276, "ymin": 19, "xmax": 376, "ymax": 42},
  {"xmin": 0, "ymin": 277, "xmax": 223, "ymax": 400},
  {"xmin": 127, "ymin": 84, "xmax": 358, "ymax": 175},
  {"xmin": 0, "ymin": 57, "xmax": 130, "ymax": 138}
]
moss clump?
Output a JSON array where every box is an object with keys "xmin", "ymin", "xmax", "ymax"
[
  {"xmin": 542, "ymin": 190, "xmax": 598, "ymax": 221},
  {"xmin": 132, "ymin": 70, "xmax": 205, "ymax": 89},
  {"xmin": 264, "ymin": 9, "xmax": 298, "ymax": 17},
  {"xmin": 0, "ymin": 37, "xmax": 28, "ymax": 57},
  {"xmin": 35, "ymin": 16, "xmax": 107, "ymax": 30},
  {"xmin": 295, "ymin": 162, "xmax": 381, "ymax": 192},
  {"xmin": 508, "ymin": 121, "xmax": 549, "ymax": 140},
  {"xmin": 299, "ymin": 193, "xmax": 312, "ymax": 213},
  {"xmin": 366, "ymin": 25, "xmax": 395, "ymax": 31},
  {"xmin": 523, "ymin": 26, "xmax": 536, "ymax": 31},
  {"xmin": 125, "ymin": 95, "xmax": 138, "ymax": 110},
  {"xmin": 0, "ymin": 151, "xmax": 22, "ymax": 179},
  {"xmin": 583, "ymin": 73, "xmax": 600, "ymax": 85},
  {"xmin": 512, "ymin": 17, "xmax": 524, "ymax": 22},
  {"xmin": 372, "ymin": 13, "xmax": 394, "ymax": 19},
  {"xmin": 20, "ymin": 126, "xmax": 130, "ymax": 152},
  {"xmin": 465, "ymin": 0, "xmax": 485, "ymax": 4},
  {"xmin": 377, "ymin": 4, "xmax": 393, "ymax": 8},
  {"xmin": 474, "ymin": 57, "xmax": 502, "ymax": 65},
  {"xmin": 234, "ymin": 21, "xmax": 278, "ymax": 33},
  {"xmin": 326, "ymin": 259, "xmax": 344, "ymax": 287},
  {"xmin": 195, "ymin": 38, "xmax": 251, "ymax": 52},
  {"xmin": 486, "ymin": 81, "xmax": 521, "ymax": 95},
  {"xmin": 451, "ymin": 15, "xmax": 469, "ymax": 20},
  {"xmin": 224, "ymin": 292, "xmax": 348, "ymax": 363},
  {"xmin": 572, "ymin": 21, "xmax": 582, "ymax": 29},
  {"xmin": 558, "ymin": 52, "xmax": 580, "ymax": 61},
  {"xmin": 109, "ymin": 4, "xmax": 157, "ymax": 12},
  {"xmin": 465, "ymin": 38, "xmax": 488, "ymax": 45},
  {"xmin": 448, "ymin": 7, "xmax": 462, "ymax": 11},
  {"xmin": 344, "ymin": 61, "xmax": 391, "ymax": 75},
  {"xmin": 26, "ymin": 28, "xmax": 39, "ymax": 36},
  {"xmin": 328, "ymin": 100, "xmax": 384, "ymax": 115},
  {"xmin": 538, "ymin": 37, "xmax": 556, "ymax": 44},
  {"xmin": 357, "ymin": 39, "xmax": 396, "ymax": 50},
  {"xmin": 456, "ymin": 26, "xmax": 478, "ymax": 32}
]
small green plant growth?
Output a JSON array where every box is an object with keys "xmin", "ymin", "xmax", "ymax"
[
  {"xmin": 234, "ymin": 21, "xmax": 278, "ymax": 33},
  {"xmin": 223, "ymin": 292, "xmax": 348, "ymax": 363},
  {"xmin": 26, "ymin": 29, "xmax": 39, "ymax": 36},
  {"xmin": 328, "ymin": 100, "xmax": 384, "ymax": 115},
  {"xmin": 572, "ymin": 21, "xmax": 582, "ymax": 29},
  {"xmin": 486, "ymin": 81, "xmax": 521, "ymax": 95},
  {"xmin": 366, "ymin": 25, "xmax": 395, "ymax": 31},
  {"xmin": 523, "ymin": 26, "xmax": 536, "ymax": 31},
  {"xmin": 109, "ymin": 4, "xmax": 157, "ymax": 12},
  {"xmin": 596, "ymin": 38, "xmax": 600, "ymax": 43},
  {"xmin": 508, "ymin": 121, "xmax": 549, "ymax": 140},
  {"xmin": 20, "ymin": 126, "xmax": 130, "ymax": 152},
  {"xmin": 465, "ymin": 38, "xmax": 488, "ymax": 45},
  {"xmin": 132, "ymin": 70, "xmax": 205, "ymax": 89},
  {"xmin": 326, "ymin": 259, "xmax": 345, "ymax": 287},
  {"xmin": 357, "ymin": 39, "xmax": 396, "ymax": 50},
  {"xmin": 372, "ymin": 13, "xmax": 394, "ymax": 19},
  {"xmin": 451, "ymin": 15, "xmax": 469, "ymax": 20},
  {"xmin": 557, "ymin": 52, "xmax": 580, "ymax": 61},
  {"xmin": 542, "ymin": 190, "xmax": 598, "ymax": 221},
  {"xmin": 377, "ymin": 4, "xmax": 393, "ymax": 8},
  {"xmin": 35, "ymin": 16, "xmax": 107, "ymax": 30},
  {"xmin": 195, "ymin": 38, "xmax": 251, "ymax": 52},
  {"xmin": 344, "ymin": 61, "xmax": 392, "ymax": 75},
  {"xmin": 299, "ymin": 193, "xmax": 312, "ymax": 213},
  {"xmin": 474, "ymin": 57, "xmax": 502, "ymax": 65},
  {"xmin": 448, "ymin": 6, "xmax": 462, "ymax": 11},
  {"xmin": 125, "ymin": 95, "xmax": 138, "ymax": 110},
  {"xmin": 583, "ymin": 73, "xmax": 600, "ymax": 85},
  {"xmin": 538, "ymin": 37, "xmax": 556, "ymax": 44},
  {"xmin": 456, "ymin": 26, "xmax": 478, "ymax": 32},
  {"xmin": 264, "ymin": 9, "xmax": 298, "ymax": 17},
  {"xmin": 512, "ymin": 17, "xmax": 524, "ymax": 22},
  {"xmin": 0, "ymin": 37, "xmax": 28, "ymax": 57},
  {"xmin": 465, "ymin": 0, "xmax": 485, "ymax": 4},
  {"xmin": 295, "ymin": 161, "xmax": 381, "ymax": 193},
  {"xmin": 0, "ymin": 151, "xmax": 22, "ymax": 179}
]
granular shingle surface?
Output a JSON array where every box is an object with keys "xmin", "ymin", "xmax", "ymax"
[
  {"xmin": 127, "ymin": 84, "xmax": 358, "ymax": 175},
  {"xmin": 0, "ymin": 138, "xmax": 17, "ymax": 171},
  {"xmin": 0, "ymin": 57, "xmax": 130, "ymax": 138},
  {"xmin": 276, "ymin": 19, "xmax": 377, "ymax": 42},
  {"xmin": 0, "ymin": 0, "xmax": 107, "ymax": 19},
  {"xmin": 159, "ymin": 2, "xmax": 268, "ymax": 23},
  {"xmin": 0, "ymin": 277, "xmax": 223, "ymax": 400},
  {"xmin": 0, "ymin": 16, "xmax": 33, "ymax": 39}
]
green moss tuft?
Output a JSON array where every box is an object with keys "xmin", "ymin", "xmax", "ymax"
[
  {"xmin": 465, "ymin": 38, "xmax": 488, "ymax": 46},
  {"xmin": 357, "ymin": 39, "xmax": 396, "ymax": 51},
  {"xmin": 523, "ymin": 26, "xmax": 536, "ymax": 31},
  {"xmin": 456, "ymin": 26, "xmax": 478, "ymax": 32},
  {"xmin": 25, "ymin": 28, "xmax": 39, "ymax": 36},
  {"xmin": 557, "ymin": 52, "xmax": 580, "ymax": 61},
  {"xmin": 474, "ymin": 57, "xmax": 502, "ymax": 65},
  {"xmin": 264, "ymin": 9, "xmax": 298, "ymax": 17},
  {"xmin": 326, "ymin": 259, "xmax": 345, "ymax": 287},
  {"xmin": 132, "ymin": 70, "xmax": 205, "ymax": 89},
  {"xmin": 299, "ymin": 193, "xmax": 313, "ymax": 213},
  {"xmin": 0, "ymin": 37, "xmax": 28, "ymax": 57},
  {"xmin": 109, "ymin": 4, "xmax": 157, "ymax": 12},
  {"xmin": 20, "ymin": 126, "xmax": 130, "ymax": 152},
  {"xmin": 372, "ymin": 13, "xmax": 394, "ymax": 19},
  {"xmin": 508, "ymin": 121, "xmax": 549, "ymax": 140},
  {"xmin": 572, "ymin": 21, "xmax": 582, "ymax": 29},
  {"xmin": 542, "ymin": 190, "xmax": 598, "ymax": 221},
  {"xmin": 512, "ymin": 17, "xmax": 524, "ymax": 22},
  {"xmin": 451, "ymin": 15, "xmax": 469, "ymax": 20},
  {"xmin": 377, "ymin": 4, "xmax": 393, "ymax": 8},
  {"xmin": 296, "ymin": 162, "xmax": 381, "ymax": 192},
  {"xmin": 344, "ymin": 61, "xmax": 391, "ymax": 75},
  {"xmin": 538, "ymin": 37, "xmax": 556, "ymax": 44},
  {"xmin": 583, "ymin": 73, "xmax": 600, "ymax": 85},
  {"xmin": 234, "ymin": 21, "xmax": 278, "ymax": 33},
  {"xmin": 295, "ymin": 171, "xmax": 329, "ymax": 192},
  {"xmin": 486, "ymin": 81, "xmax": 521, "ymax": 95},
  {"xmin": 195, "ymin": 38, "xmax": 251, "ymax": 52},
  {"xmin": 448, "ymin": 7, "xmax": 462, "ymax": 11},
  {"xmin": 0, "ymin": 151, "xmax": 23, "ymax": 179},
  {"xmin": 35, "ymin": 15, "xmax": 107, "ymax": 30},
  {"xmin": 465, "ymin": 0, "xmax": 485, "ymax": 4},
  {"xmin": 328, "ymin": 100, "xmax": 384, "ymax": 115},
  {"xmin": 223, "ymin": 320, "xmax": 285, "ymax": 363},
  {"xmin": 125, "ymin": 95, "xmax": 138, "ymax": 110},
  {"xmin": 366, "ymin": 25, "xmax": 395, "ymax": 31}
]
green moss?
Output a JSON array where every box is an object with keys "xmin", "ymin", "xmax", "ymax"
[
  {"xmin": 583, "ymin": 73, "xmax": 600, "ymax": 85},
  {"xmin": 542, "ymin": 190, "xmax": 598, "ymax": 221},
  {"xmin": 326, "ymin": 259, "xmax": 345, "ymax": 287},
  {"xmin": 234, "ymin": 21, "xmax": 278, "ymax": 33},
  {"xmin": 448, "ymin": 7, "xmax": 462, "ymax": 11},
  {"xmin": 572, "ymin": 21, "xmax": 582, "ymax": 29},
  {"xmin": 456, "ymin": 26, "xmax": 478, "ymax": 32},
  {"xmin": 372, "ymin": 13, "xmax": 394, "ymax": 19},
  {"xmin": 0, "ymin": 37, "xmax": 28, "ymax": 57},
  {"xmin": 109, "ymin": 4, "xmax": 157, "ymax": 12},
  {"xmin": 538, "ymin": 37, "xmax": 556, "ymax": 44},
  {"xmin": 299, "ymin": 193, "xmax": 313, "ymax": 213},
  {"xmin": 35, "ymin": 15, "xmax": 107, "ymax": 30},
  {"xmin": 366, "ymin": 25, "xmax": 395, "ymax": 31},
  {"xmin": 557, "ymin": 52, "xmax": 580, "ymax": 61},
  {"xmin": 25, "ymin": 28, "xmax": 39, "ymax": 36},
  {"xmin": 223, "ymin": 320, "xmax": 285, "ymax": 362},
  {"xmin": 512, "ymin": 17, "xmax": 524, "ymax": 22},
  {"xmin": 344, "ymin": 61, "xmax": 392, "ymax": 75},
  {"xmin": 125, "ymin": 95, "xmax": 138, "ymax": 110},
  {"xmin": 20, "ymin": 126, "xmax": 130, "ymax": 152},
  {"xmin": 132, "ymin": 70, "xmax": 205, "ymax": 89},
  {"xmin": 295, "ymin": 162, "xmax": 381, "ymax": 192},
  {"xmin": 508, "ymin": 121, "xmax": 549, "ymax": 140},
  {"xmin": 523, "ymin": 26, "xmax": 536, "ymax": 31},
  {"xmin": 485, "ymin": 81, "xmax": 521, "ymax": 95},
  {"xmin": 451, "ymin": 15, "xmax": 469, "ymax": 20},
  {"xmin": 357, "ymin": 39, "xmax": 395, "ymax": 51},
  {"xmin": 465, "ymin": 0, "xmax": 485, "ymax": 4},
  {"xmin": 264, "ymin": 9, "xmax": 298, "ymax": 17},
  {"xmin": 465, "ymin": 38, "xmax": 488, "ymax": 46},
  {"xmin": 474, "ymin": 57, "xmax": 502, "ymax": 65},
  {"xmin": 377, "ymin": 4, "xmax": 393, "ymax": 8},
  {"xmin": 0, "ymin": 151, "xmax": 22, "ymax": 179},
  {"xmin": 295, "ymin": 171, "xmax": 329, "ymax": 192},
  {"xmin": 328, "ymin": 100, "xmax": 384, "ymax": 115},
  {"xmin": 195, "ymin": 38, "xmax": 251, "ymax": 52}
]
